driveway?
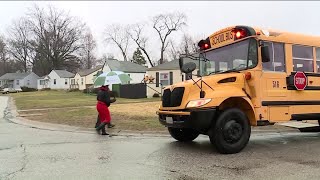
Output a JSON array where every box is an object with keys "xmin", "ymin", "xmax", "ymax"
[{"xmin": 1, "ymin": 96, "xmax": 320, "ymax": 180}]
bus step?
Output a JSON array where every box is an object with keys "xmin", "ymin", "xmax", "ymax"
[
  {"xmin": 277, "ymin": 121, "xmax": 319, "ymax": 129},
  {"xmin": 298, "ymin": 126, "xmax": 320, "ymax": 132}
]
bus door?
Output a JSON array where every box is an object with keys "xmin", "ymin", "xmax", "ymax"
[{"xmin": 260, "ymin": 42, "xmax": 290, "ymax": 122}]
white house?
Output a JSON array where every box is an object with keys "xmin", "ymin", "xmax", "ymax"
[
  {"xmin": 37, "ymin": 70, "xmax": 75, "ymax": 90},
  {"xmin": 104, "ymin": 59, "xmax": 147, "ymax": 84},
  {"xmin": 146, "ymin": 58, "xmax": 199, "ymax": 98},
  {"xmin": 0, "ymin": 72, "xmax": 39, "ymax": 89},
  {"xmin": 71, "ymin": 65, "xmax": 104, "ymax": 90},
  {"xmin": 70, "ymin": 59, "xmax": 147, "ymax": 91}
]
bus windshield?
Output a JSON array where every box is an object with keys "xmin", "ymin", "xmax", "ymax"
[{"xmin": 199, "ymin": 38, "xmax": 258, "ymax": 76}]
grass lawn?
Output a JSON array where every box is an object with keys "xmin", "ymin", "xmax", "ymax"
[{"xmin": 11, "ymin": 90, "xmax": 166, "ymax": 132}]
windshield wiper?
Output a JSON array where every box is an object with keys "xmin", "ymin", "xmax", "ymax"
[
  {"xmin": 208, "ymin": 70, "xmax": 223, "ymax": 75},
  {"xmin": 208, "ymin": 69, "xmax": 241, "ymax": 75},
  {"xmin": 219, "ymin": 69, "xmax": 241, "ymax": 74}
]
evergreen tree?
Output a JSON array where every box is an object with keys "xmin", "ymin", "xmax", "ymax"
[{"xmin": 132, "ymin": 48, "xmax": 146, "ymax": 65}]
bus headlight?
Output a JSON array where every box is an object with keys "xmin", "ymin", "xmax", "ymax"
[{"xmin": 186, "ymin": 98, "xmax": 212, "ymax": 108}]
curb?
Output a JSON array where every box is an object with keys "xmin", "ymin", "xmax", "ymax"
[
  {"xmin": 6, "ymin": 97, "xmax": 171, "ymax": 137},
  {"xmin": 6, "ymin": 96, "xmax": 298, "ymax": 137}
]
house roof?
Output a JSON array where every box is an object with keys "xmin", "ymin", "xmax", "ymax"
[
  {"xmin": 77, "ymin": 65, "xmax": 103, "ymax": 77},
  {"xmin": 54, "ymin": 70, "xmax": 75, "ymax": 78},
  {"xmin": 147, "ymin": 55, "xmax": 200, "ymax": 71},
  {"xmin": 106, "ymin": 59, "xmax": 147, "ymax": 73},
  {"xmin": 0, "ymin": 72, "xmax": 32, "ymax": 80},
  {"xmin": 38, "ymin": 75, "xmax": 50, "ymax": 79}
]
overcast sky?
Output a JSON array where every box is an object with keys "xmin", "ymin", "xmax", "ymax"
[{"xmin": 1, "ymin": 1, "xmax": 320, "ymax": 62}]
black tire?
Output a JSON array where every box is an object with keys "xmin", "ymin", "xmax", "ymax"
[
  {"xmin": 168, "ymin": 127, "xmax": 199, "ymax": 142},
  {"xmin": 209, "ymin": 108, "xmax": 251, "ymax": 154}
]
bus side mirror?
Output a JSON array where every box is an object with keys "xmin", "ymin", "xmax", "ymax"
[
  {"xmin": 181, "ymin": 62, "xmax": 196, "ymax": 74},
  {"xmin": 261, "ymin": 46, "xmax": 271, "ymax": 62}
]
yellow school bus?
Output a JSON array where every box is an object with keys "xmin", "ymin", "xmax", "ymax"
[{"xmin": 157, "ymin": 25, "xmax": 320, "ymax": 154}]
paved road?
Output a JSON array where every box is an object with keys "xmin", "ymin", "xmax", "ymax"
[{"xmin": 1, "ymin": 96, "xmax": 320, "ymax": 180}]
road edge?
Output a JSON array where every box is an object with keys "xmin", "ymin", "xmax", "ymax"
[
  {"xmin": 5, "ymin": 96, "xmax": 171, "ymax": 137},
  {"xmin": 5, "ymin": 96, "xmax": 298, "ymax": 137}
]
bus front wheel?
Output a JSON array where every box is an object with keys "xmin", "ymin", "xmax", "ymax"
[
  {"xmin": 209, "ymin": 108, "xmax": 251, "ymax": 154},
  {"xmin": 168, "ymin": 127, "xmax": 199, "ymax": 142}
]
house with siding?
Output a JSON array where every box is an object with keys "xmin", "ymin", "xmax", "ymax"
[
  {"xmin": 0, "ymin": 72, "xmax": 39, "ymax": 89},
  {"xmin": 37, "ymin": 70, "xmax": 75, "ymax": 90},
  {"xmin": 146, "ymin": 57, "xmax": 199, "ymax": 97},
  {"xmin": 71, "ymin": 59, "xmax": 147, "ymax": 91},
  {"xmin": 71, "ymin": 65, "xmax": 104, "ymax": 90},
  {"xmin": 104, "ymin": 59, "xmax": 147, "ymax": 85}
]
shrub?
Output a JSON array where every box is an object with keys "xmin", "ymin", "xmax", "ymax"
[
  {"xmin": 40, "ymin": 88, "xmax": 51, "ymax": 91},
  {"xmin": 21, "ymin": 86, "xmax": 37, "ymax": 92},
  {"xmin": 68, "ymin": 88, "xmax": 80, "ymax": 92},
  {"xmin": 153, "ymin": 93, "xmax": 160, "ymax": 97},
  {"xmin": 83, "ymin": 88, "xmax": 99, "ymax": 94}
]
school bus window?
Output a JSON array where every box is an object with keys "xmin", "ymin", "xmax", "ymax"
[
  {"xmin": 219, "ymin": 62, "xmax": 228, "ymax": 71},
  {"xmin": 248, "ymin": 38, "xmax": 258, "ymax": 67},
  {"xmin": 200, "ymin": 38, "xmax": 258, "ymax": 75},
  {"xmin": 201, "ymin": 61, "xmax": 215, "ymax": 75},
  {"xmin": 262, "ymin": 42, "xmax": 285, "ymax": 72},
  {"xmin": 316, "ymin": 48, "xmax": 320, "ymax": 72},
  {"xmin": 292, "ymin": 45, "xmax": 313, "ymax": 72}
]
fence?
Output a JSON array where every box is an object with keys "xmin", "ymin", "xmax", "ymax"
[{"xmin": 118, "ymin": 83, "xmax": 147, "ymax": 99}]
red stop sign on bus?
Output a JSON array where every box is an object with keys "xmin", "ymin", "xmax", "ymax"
[{"xmin": 294, "ymin": 71, "xmax": 307, "ymax": 90}]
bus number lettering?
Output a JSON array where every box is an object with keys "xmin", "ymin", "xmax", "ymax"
[{"xmin": 272, "ymin": 81, "xmax": 279, "ymax": 88}]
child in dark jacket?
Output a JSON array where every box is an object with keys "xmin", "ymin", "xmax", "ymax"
[{"xmin": 95, "ymin": 85, "xmax": 116, "ymax": 135}]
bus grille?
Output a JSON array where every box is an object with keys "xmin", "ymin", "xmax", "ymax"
[
  {"xmin": 162, "ymin": 87, "xmax": 185, "ymax": 107},
  {"xmin": 162, "ymin": 89, "xmax": 171, "ymax": 107}
]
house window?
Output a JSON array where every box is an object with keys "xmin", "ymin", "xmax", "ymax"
[
  {"xmin": 160, "ymin": 72, "xmax": 169, "ymax": 86},
  {"xmin": 54, "ymin": 79, "xmax": 56, "ymax": 85},
  {"xmin": 40, "ymin": 80, "xmax": 45, "ymax": 85},
  {"xmin": 27, "ymin": 80, "xmax": 30, "ymax": 85},
  {"xmin": 16, "ymin": 80, "xmax": 19, "ymax": 85},
  {"xmin": 262, "ymin": 42, "xmax": 285, "ymax": 72},
  {"xmin": 292, "ymin": 45, "xmax": 313, "ymax": 72},
  {"xmin": 81, "ymin": 78, "xmax": 84, "ymax": 85},
  {"xmin": 65, "ymin": 79, "xmax": 68, "ymax": 85},
  {"xmin": 71, "ymin": 79, "xmax": 75, "ymax": 85}
]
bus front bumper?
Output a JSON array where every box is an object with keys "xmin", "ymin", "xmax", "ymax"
[{"xmin": 157, "ymin": 108, "xmax": 217, "ymax": 131}]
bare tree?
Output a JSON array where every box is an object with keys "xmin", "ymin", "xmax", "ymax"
[
  {"xmin": 79, "ymin": 29, "xmax": 97, "ymax": 69},
  {"xmin": 7, "ymin": 18, "xmax": 34, "ymax": 72},
  {"xmin": 168, "ymin": 33, "xmax": 198, "ymax": 61},
  {"xmin": 26, "ymin": 5, "xmax": 86, "ymax": 76},
  {"xmin": 168, "ymin": 40, "xmax": 180, "ymax": 61},
  {"xmin": 180, "ymin": 33, "xmax": 198, "ymax": 55},
  {"xmin": 0, "ymin": 35, "xmax": 8, "ymax": 75},
  {"xmin": 152, "ymin": 12, "xmax": 187, "ymax": 64},
  {"xmin": 129, "ymin": 23, "xmax": 154, "ymax": 67},
  {"xmin": 104, "ymin": 24, "xmax": 130, "ymax": 61},
  {"xmin": 96, "ymin": 53, "xmax": 115, "ymax": 66}
]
